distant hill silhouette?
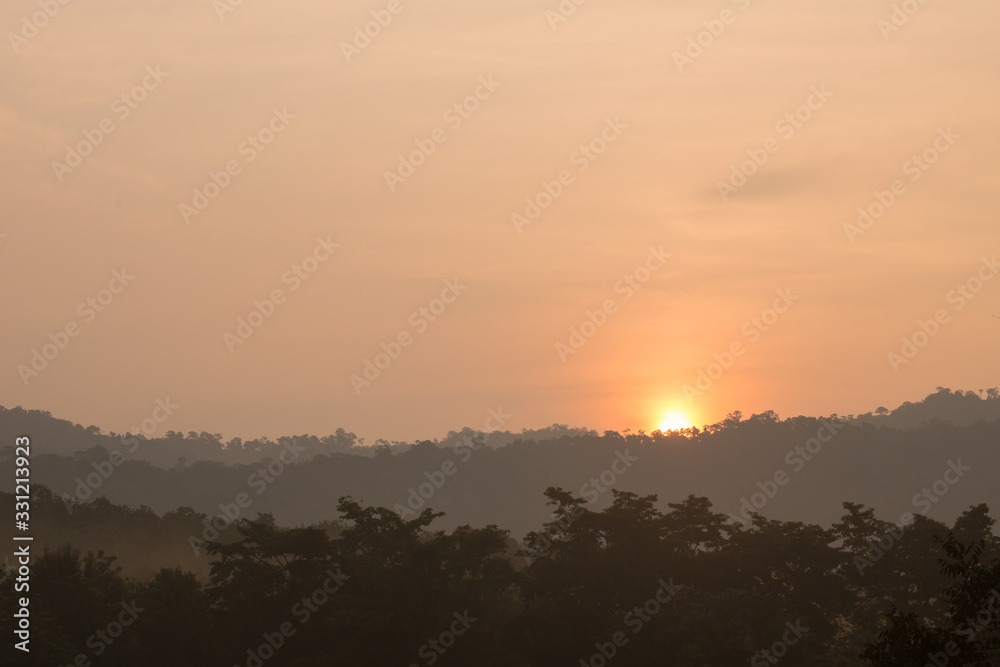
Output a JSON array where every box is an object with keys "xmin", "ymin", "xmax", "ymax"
[
  {"xmin": 3, "ymin": 388, "xmax": 996, "ymax": 466},
  {"xmin": 2, "ymin": 389, "xmax": 998, "ymax": 539},
  {"xmin": 851, "ymin": 387, "xmax": 1000, "ymax": 429}
]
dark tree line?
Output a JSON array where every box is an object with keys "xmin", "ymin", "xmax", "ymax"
[{"xmin": 3, "ymin": 487, "xmax": 1000, "ymax": 666}]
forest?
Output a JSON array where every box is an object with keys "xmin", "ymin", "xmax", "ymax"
[
  {"xmin": 2, "ymin": 484, "xmax": 999, "ymax": 666},
  {"xmin": 2, "ymin": 388, "xmax": 999, "ymax": 541},
  {"xmin": 3, "ymin": 388, "xmax": 999, "ymax": 665}
]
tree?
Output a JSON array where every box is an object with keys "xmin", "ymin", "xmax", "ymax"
[
  {"xmin": 0, "ymin": 546, "xmax": 133, "ymax": 666},
  {"xmin": 862, "ymin": 535, "xmax": 1000, "ymax": 665},
  {"xmin": 206, "ymin": 514, "xmax": 334, "ymax": 661},
  {"xmin": 130, "ymin": 568, "xmax": 215, "ymax": 666}
]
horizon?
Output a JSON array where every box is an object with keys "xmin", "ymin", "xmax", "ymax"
[{"xmin": 3, "ymin": 385, "xmax": 997, "ymax": 446}]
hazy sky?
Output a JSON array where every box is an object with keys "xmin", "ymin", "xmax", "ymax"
[{"xmin": 2, "ymin": 0, "xmax": 998, "ymax": 443}]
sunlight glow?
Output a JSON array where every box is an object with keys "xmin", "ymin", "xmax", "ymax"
[{"xmin": 656, "ymin": 408, "xmax": 693, "ymax": 433}]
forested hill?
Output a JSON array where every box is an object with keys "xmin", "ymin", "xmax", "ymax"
[
  {"xmin": 1, "ymin": 388, "xmax": 997, "ymax": 467},
  {"xmin": 1, "ymin": 388, "xmax": 998, "ymax": 538},
  {"xmin": 850, "ymin": 387, "xmax": 1000, "ymax": 428},
  {"xmin": 0, "ymin": 403, "xmax": 598, "ymax": 466}
]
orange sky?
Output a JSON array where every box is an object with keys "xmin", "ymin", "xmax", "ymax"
[{"xmin": 2, "ymin": 0, "xmax": 998, "ymax": 442}]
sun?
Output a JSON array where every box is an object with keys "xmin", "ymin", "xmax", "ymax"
[{"xmin": 656, "ymin": 408, "xmax": 693, "ymax": 433}]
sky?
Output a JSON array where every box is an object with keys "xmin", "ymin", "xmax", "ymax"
[{"xmin": 1, "ymin": 0, "xmax": 998, "ymax": 443}]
